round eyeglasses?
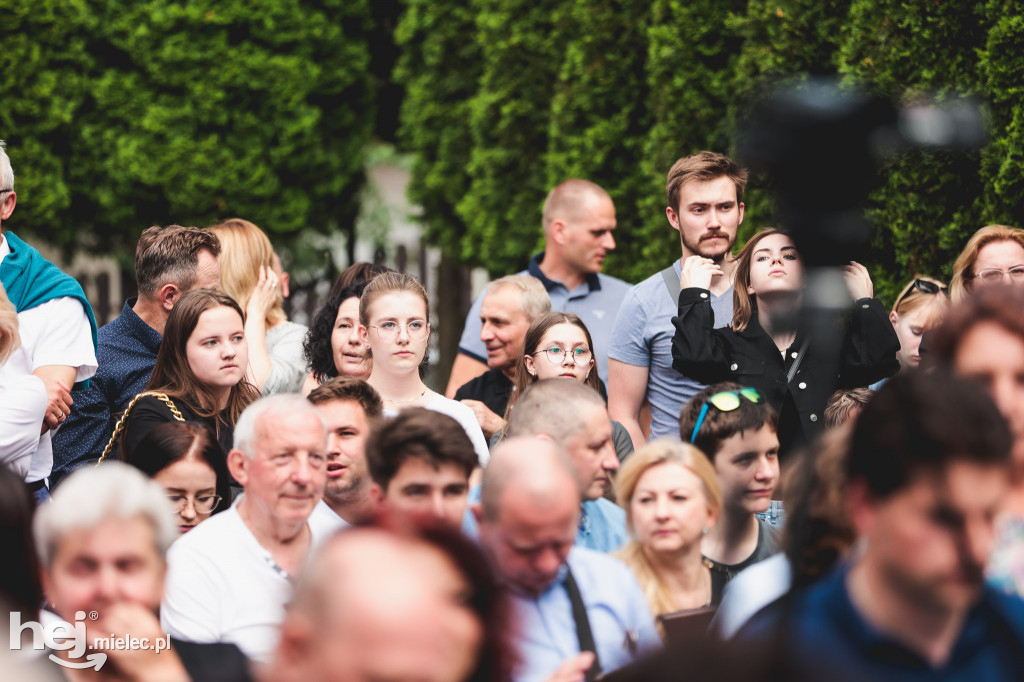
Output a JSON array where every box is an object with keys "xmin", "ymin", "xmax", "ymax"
[
  {"xmin": 167, "ymin": 494, "xmax": 222, "ymax": 515},
  {"xmin": 533, "ymin": 345, "xmax": 593, "ymax": 366},
  {"xmin": 369, "ymin": 320, "xmax": 430, "ymax": 341}
]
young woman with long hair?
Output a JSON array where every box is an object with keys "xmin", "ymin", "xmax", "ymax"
[
  {"xmin": 500, "ymin": 311, "xmax": 633, "ymax": 461},
  {"xmin": 117, "ymin": 288, "xmax": 259, "ymax": 461},
  {"xmin": 208, "ymin": 218, "xmax": 307, "ymax": 394},
  {"xmin": 671, "ymin": 227, "xmax": 898, "ymax": 456},
  {"xmin": 359, "ymin": 272, "xmax": 489, "ymax": 464}
]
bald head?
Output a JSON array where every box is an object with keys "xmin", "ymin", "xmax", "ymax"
[
  {"xmin": 281, "ymin": 528, "xmax": 483, "ymax": 682},
  {"xmin": 506, "ymin": 378, "xmax": 605, "ymax": 445},
  {"xmin": 480, "ymin": 436, "xmax": 581, "ymax": 523},
  {"xmin": 542, "ymin": 179, "xmax": 612, "ymax": 235}
]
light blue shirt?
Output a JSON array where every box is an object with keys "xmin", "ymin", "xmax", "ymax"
[
  {"xmin": 463, "ymin": 487, "xmax": 627, "ymax": 553},
  {"xmin": 509, "ymin": 547, "xmax": 660, "ymax": 682},
  {"xmin": 608, "ymin": 260, "xmax": 733, "ymax": 440},
  {"xmin": 457, "ymin": 253, "xmax": 632, "ymax": 385}
]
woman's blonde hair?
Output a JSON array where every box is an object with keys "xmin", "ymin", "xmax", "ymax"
[
  {"xmin": 730, "ymin": 227, "xmax": 789, "ymax": 332},
  {"xmin": 0, "ymin": 282, "xmax": 20, "ymax": 365},
  {"xmin": 890, "ymin": 275, "xmax": 950, "ymax": 330},
  {"xmin": 207, "ymin": 218, "xmax": 286, "ymax": 327},
  {"xmin": 949, "ymin": 225, "xmax": 1024, "ymax": 303},
  {"xmin": 358, "ymin": 271, "xmax": 429, "ymax": 327},
  {"xmin": 614, "ymin": 439, "xmax": 722, "ymax": 624}
]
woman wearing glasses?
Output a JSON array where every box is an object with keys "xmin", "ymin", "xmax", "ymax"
[
  {"xmin": 126, "ymin": 421, "xmax": 231, "ymax": 535},
  {"xmin": 359, "ymin": 272, "xmax": 489, "ymax": 464},
  {"xmin": 949, "ymin": 224, "xmax": 1024, "ymax": 303},
  {"xmin": 671, "ymin": 228, "xmax": 899, "ymax": 457},
  {"xmin": 501, "ymin": 311, "xmax": 633, "ymax": 462}
]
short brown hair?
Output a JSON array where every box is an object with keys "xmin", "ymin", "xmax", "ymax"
[
  {"xmin": 135, "ymin": 225, "xmax": 221, "ymax": 297},
  {"xmin": 678, "ymin": 381, "xmax": 779, "ymax": 462},
  {"xmin": 949, "ymin": 225, "xmax": 1024, "ymax": 303},
  {"xmin": 823, "ymin": 388, "xmax": 872, "ymax": 429},
  {"xmin": 666, "ymin": 151, "xmax": 748, "ymax": 214},
  {"xmin": 307, "ymin": 376, "xmax": 384, "ymax": 419},
  {"xmin": 365, "ymin": 408, "xmax": 479, "ymax": 490}
]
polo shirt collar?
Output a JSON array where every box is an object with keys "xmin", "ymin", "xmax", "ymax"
[{"xmin": 528, "ymin": 252, "xmax": 602, "ymax": 293}]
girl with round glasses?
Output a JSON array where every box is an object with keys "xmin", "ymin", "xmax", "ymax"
[
  {"xmin": 672, "ymin": 227, "xmax": 898, "ymax": 457},
  {"xmin": 502, "ymin": 312, "xmax": 633, "ymax": 462},
  {"xmin": 359, "ymin": 272, "xmax": 489, "ymax": 464},
  {"xmin": 126, "ymin": 421, "xmax": 231, "ymax": 535}
]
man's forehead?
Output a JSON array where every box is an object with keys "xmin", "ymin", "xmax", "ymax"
[
  {"xmin": 482, "ymin": 287, "xmax": 525, "ymax": 314},
  {"xmin": 56, "ymin": 516, "xmax": 160, "ymax": 559},
  {"xmin": 679, "ymin": 176, "xmax": 738, "ymax": 204},
  {"xmin": 254, "ymin": 409, "xmax": 326, "ymax": 448},
  {"xmin": 317, "ymin": 398, "xmax": 369, "ymax": 425}
]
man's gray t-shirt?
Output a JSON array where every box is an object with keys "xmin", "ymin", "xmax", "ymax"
[
  {"xmin": 608, "ymin": 259, "xmax": 734, "ymax": 441},
  {"xmin": 457, "ymin": 253, "xmax": 631, "ymax": 385}
]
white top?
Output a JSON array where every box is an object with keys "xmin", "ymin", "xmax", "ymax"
[
  {"xmin": 161, "ymin": 499, "xmax": 327, "ymax": 662},
  {"xmin": 712, "ymin": 552, "xmax": 793, "ymax": 639},
  {"xmin": 307, "ymin": 499, "xmax": 350, "ymax": 538},
  {"xmin": 263, "ymin": 321, "xmax": 310, "ymax": 396},
  {"xmin": 384, "ymin": 392, "xmax": 490, "ymax": 467},
  {"xmin": 0, "ymin": 373, "xmax": 48, "ymax": 477},
  {"xmin": 0, "ymin": 238, "xmax": 98, "ymax": 482}
]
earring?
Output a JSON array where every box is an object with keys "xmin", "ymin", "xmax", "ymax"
[{"xmin": 702, "ymin": 526, "xmax": 710, "ymax": 535}]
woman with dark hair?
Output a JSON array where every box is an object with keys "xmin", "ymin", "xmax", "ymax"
[
  {"xmin": 0, "ymin": 464, "xmax": 42, "ymax": 619},
  {"xmin": 111, "ymin": 288, "xmax": 260, "ymax": 462},
  {"xmin": 671, "ymin": 227, "xmax": 898, "ymax": 457},
  {"xmin": 126, "ymin": 421, "xmax": 232, "ymax": 534},
  {"xmin": 500, "ymin": 311, "xmax": 633, "ymax": 461},
  {"xmin": 301, "ymin": 281, "xmax": 372, "ymax": 395}
]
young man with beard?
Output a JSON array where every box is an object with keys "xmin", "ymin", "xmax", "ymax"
[
  {"xmin": 306, "ymin": 377, "xmax": 384, "ymax": 533},
  {"xmin": 609, "ymin": 152, "xmax": 747, "ymax": 447}
]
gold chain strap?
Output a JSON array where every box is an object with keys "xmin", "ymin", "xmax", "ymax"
[{"xmin": 97, "ymin": 392, "xmax": 186, "ymax": 464}]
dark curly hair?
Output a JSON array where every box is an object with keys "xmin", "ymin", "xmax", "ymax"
[{"xmin": 303, "ymin": 281, "xmax": 369, "ymax": 383}]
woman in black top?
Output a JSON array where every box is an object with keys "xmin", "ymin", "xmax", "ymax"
[{"xmin": 671, "ymin": 228, "xmax": 898, "ymax": 456}]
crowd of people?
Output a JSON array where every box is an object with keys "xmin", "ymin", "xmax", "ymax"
[{"xmin": 5, "ymin": 137, "xmax": 1024, "ymax": 681}]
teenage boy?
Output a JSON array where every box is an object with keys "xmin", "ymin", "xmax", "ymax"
[
  {"xmin": 679, "ymin": 381, "xmax": 780, "ymax": 583},
  {"xmin": 366, "ymin": 407, "xmax": 478, "ymax": 530}
]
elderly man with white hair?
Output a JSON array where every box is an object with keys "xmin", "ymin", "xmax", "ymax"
[
  {"xmin": 161, "ymin": 394, "xmax": 328, "ymax": 663},
  {"xmin": 33, "ymin": 462, "xmax": 251, "ymax": 681}
]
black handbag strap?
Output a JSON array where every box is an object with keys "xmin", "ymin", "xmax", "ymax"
[{"xmin": 565, "ymin": 567, "xmax": 602, "ymax": 681}]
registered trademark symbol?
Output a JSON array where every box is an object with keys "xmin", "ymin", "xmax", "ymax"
[{"xmin": 89, "ymin": 611, "xmax": 99, "ymax": 621}]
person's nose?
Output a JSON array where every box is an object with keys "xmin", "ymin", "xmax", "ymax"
[
  {"xmin": 602, "ymin": 231, "xmax": 616, "ymax": 251},
  {"xmin": 481, "ymin": 322, "xmax": 495, "ymax": 343},
  {"xmin": 962, "ymin": 516, "xmax": 995, "ymax": 572},
  {"xmin": 561, "ymin": 350, "xmax": 576, "ymax": 368},
  {"xmin": 221, "ymin": 341, "xmax": 236, "ymax": 358},
  {"xmin": 292, "ymin": 454, "xmax": 315, "ymax": 487},
  {"xmin": 395, "ymin": 323, "xmax": 411, "ymax": 344},
  {"xmin": 654, "ymin": 495, "xmax": 670, "ymax": 520},
  {"xmin": 326, "ymin": 432, "xmax": 342, "ymax": 458},
  {"xmin": 754, "ymin": 455, "xmax": 776, "ymax": 482},
  {"xmin": 179, "ymin": 498, "xmax": 198, "ymax": 522},
  {"xmin": 533, "ymin": 547, "xmax": 563, "ymax": 578},
  {"xmin": 430, "ymin": 491, "xmax": 447, "ymax": 520},
  {"xmin": 991, "ymin": 376, "xmax": 1017, "ymax": 421},
  {"xmin": 602, "ymin": 443, "xmax": 619, "ymax": 472},
  {"xmin": 97, "ymin": 564, "xmax": 121, "ymax": 601}
]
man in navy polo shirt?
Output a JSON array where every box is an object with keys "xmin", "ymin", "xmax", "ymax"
[
  {"xmin": 446, "ymin": 179, "xmax": 631, "ymax": 395},
  {"xmin": 743, "ymin": 369, "xmax": 1024, "ymax": 680}
]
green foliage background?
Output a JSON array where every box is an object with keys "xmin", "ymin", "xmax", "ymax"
[
  {"xmin": 395, "ymin": 0, "xmax": 1024, "ymax": 305},
  {"xmin": 4, "ymin": 1, "xmax": 1024, "ymax": 308}
]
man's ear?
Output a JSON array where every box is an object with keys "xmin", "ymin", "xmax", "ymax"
[
  {"xmin": 227, "ymin": 449, "xmax": 249, "ymax": 487},
  {"xmin": 157, "ymin": 282, "xmax": 183, "ymax": 313},
  {"xmin": 549, "ymin": 219, "xmax": 569, "ymax": 245},
  {"xmin": 844, "ymin": 477, "xmax": 875, "ymax": 539},
  {"xmin": 470, "ymin": 502, "xmax": 485, "ymax": 525},
  {"xmin": 368, "ymin": 482, "xmax": 386, "ymax": 509},
  {"xmin": 0, "ymin": 189, "xmax": 16, "ymax": 221},
  {"xmin": 665, "ymin": 206, "xmax": 680, "ymax": 233}
]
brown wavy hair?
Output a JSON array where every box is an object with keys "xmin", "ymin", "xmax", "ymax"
[
  {"xmin": 146, "ymin": 288, "xmax": 259, "ymax": 428},
  {"xmin": 502, "ymin": 312, "xmax": 601, "ymax": 424},
  {"xmin": 731, "ymin": 227, "xmax": 787, "ymax": 332}
]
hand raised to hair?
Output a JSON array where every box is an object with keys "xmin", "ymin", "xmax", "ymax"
[
  {"xmin": 246, "ymin": 265, "xmax": 279, "ymax": 325},
  {"xmin": 844, "ymin": 261, "xmax": 873, "ymax": 301}
]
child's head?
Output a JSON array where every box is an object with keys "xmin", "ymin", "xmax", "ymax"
[{"xmin": 679, "ymin": 382, "xmax": 780, "ymax": 514}]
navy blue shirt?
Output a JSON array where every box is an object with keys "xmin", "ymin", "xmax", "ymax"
[
  {"xmin": 51, "ymin": 299, "xmax": 162, "ymax": 486},
  {"xmin": 742, "ymin": 563, "xmax": 1024, "ymax": 681}
]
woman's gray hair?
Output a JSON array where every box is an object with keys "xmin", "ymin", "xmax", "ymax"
[
  {"xmin": 34, "ymin": 462, "xmax": 178, "ymax": 569},
  {"xmin": 0, "ymin": 139, "xmax": 14, "ymax": 190}
]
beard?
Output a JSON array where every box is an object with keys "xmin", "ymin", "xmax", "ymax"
[{"xmin": 683, "ymin": 231, "xmax": 735, "ymax": 261}]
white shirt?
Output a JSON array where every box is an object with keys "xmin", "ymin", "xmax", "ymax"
[
  {"xmin": 161, "ymin": 498, "xmax": 326, "ymax": 663},
  {"xmin": 0, "ymin": 237, "xmax": 98, "ymax": 482},
  {"xmin": 307, "ymin": 499, "xmax": 350, "ymax": 538},
  {"xmin": 384, "ymin": 392, "xmax": 490, "ymax": 467},
  {"xmin": 712, "ymin": 553, "xmax": 792, "ymax": 639},
  {"xmin": 0, "ymin": 373, "xmax": 48, "ymax": 477}
]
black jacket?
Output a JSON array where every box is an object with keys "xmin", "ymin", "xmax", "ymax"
[{"xmin": 671, "ymin": 288, "xmax": 899, "ymax": 455}]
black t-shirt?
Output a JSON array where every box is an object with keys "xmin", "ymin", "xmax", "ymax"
[
  {"xmin": 453, "ymin": 368, "xmax": 515, "ymax": 417},
  {"xmin": 705, "ymin": 518, "xmax": 780, "ymax": 584}
]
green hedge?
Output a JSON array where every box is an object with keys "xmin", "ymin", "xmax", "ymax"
[{"xmin": 395, "ymin": 0, "xmax": 1024, "ymax": 307}]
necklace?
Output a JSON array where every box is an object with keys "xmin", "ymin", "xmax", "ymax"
[{"xmin": 385, "ymin": 387, "xmax": 429, "ymax": 406}]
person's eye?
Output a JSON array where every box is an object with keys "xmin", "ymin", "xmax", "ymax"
[
  {"xmin": 756, "ymin": 255, "xmax": 768, "ymax": 262},
  {"xmin": 692, "ymin": 207, "xmax": 705, "ymax": 214},
  {"xmin": 196, "ymin": 495, "xmax": 216, "ymax": 504},
  {"xmin": 337, "ymin": 321, "xmax": 352, "ymax": 330},
  {"xmin": 232, "ymin": 334, "xmax": 244, "ymax": 343},
  {"xmin": 547, "ymin": 346, "xmax": 565, "ymax": 354},
  {"xmin": 167, "ymin": 495, "xmax": 185, "ymax": 505},
  {"xmin": 410, "ymin": 320, "xmax": 426, "ymax": 331},
  {"xmin": 766, "ymin": 450, "xmax": 779, "ymax": 459},
  {"xmin": 1011, "ymin": 267, "xmax": 1024, "ymax": 278},
  {"xmin": 673, "ymin": 494, "xmax": 688, "ymax": 502},
  {"xmin": 203, "ymin": 340, "xmax": 217, "ymax": 347},
  {"xmin": 784, "ymin": 254, "xmax": 798, "ymax": 261},
  {"xmin": 380, "ymin": 321, "xmax": 398, "ymax": 330},
  {"xmin": 572, "ymin": 348, "xmax": 589, "ymax": 357},
  {"xmin": 637, "ymin": 496, "xmax": 653, "ymax": 504},
  {"xmin": 718, "ymin": 203, "xmax": 733, "ymax": 212}
]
